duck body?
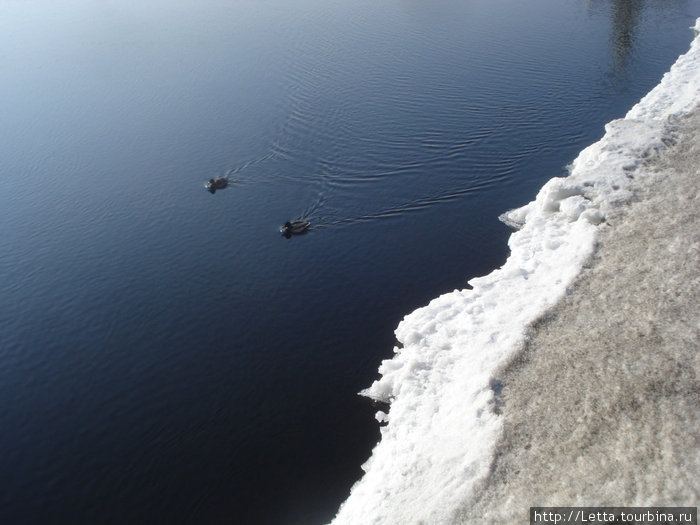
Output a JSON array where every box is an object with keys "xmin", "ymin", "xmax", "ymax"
[
  {"xmin": 206, "ymin": 177, "xmax": 229, "ymax": 193},
  {"xmin": 281, "ymin": 220, "xmax": 310, "ymax": 237}
]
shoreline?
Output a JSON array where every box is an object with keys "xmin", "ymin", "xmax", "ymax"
[
  {"xmin": 458, "ymin": 108, "xmax": 700, "ymax": 523},
  {"xmin": 330, "ymin": 20, "xmax": 700, "ymax": 525}
]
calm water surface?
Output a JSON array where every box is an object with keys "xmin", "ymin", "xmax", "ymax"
[{"xmin": 1, "ymin": 0, "xmax": 698, "ymax": 523}]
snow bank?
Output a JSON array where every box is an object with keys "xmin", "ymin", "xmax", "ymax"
[{"xmin": 330, "ymin": 19, "xmax": 700, "ymax": 525}]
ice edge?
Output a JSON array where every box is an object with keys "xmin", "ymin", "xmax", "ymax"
[{"xmin": 331, "ymin": 18, "xmax": 700, "ymax": 525}]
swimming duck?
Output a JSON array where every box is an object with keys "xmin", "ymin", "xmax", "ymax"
[
  {"xmin": 281, "ymin": 220, "xmax": 310, "ymax": 237},
  {"xmin": 206, "ymin": 177, "xmax": 229, "ymax": 193}
]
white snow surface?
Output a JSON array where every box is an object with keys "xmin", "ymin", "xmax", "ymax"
[{"xmin": 330, "ymin": 19, "xmax": 700, "ymax": 525}]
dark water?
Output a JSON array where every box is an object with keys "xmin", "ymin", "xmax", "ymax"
[{"xmin": 1, "ymin": 1, "xmax": 698, "ymax": 523}]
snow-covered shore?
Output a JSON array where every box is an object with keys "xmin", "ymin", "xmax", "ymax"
[
  {"xmin": 330, "ymin": 18, "xmax": 700, "ymax": 525},
  {"xmin": 458, "ymin": 105, "xmax": 700, "ymax": 525}
]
